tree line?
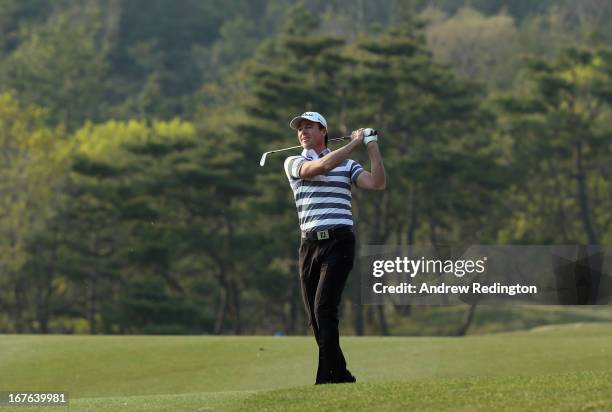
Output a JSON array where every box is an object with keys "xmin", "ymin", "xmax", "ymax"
[{"xmin": 1, "ymin": 1, "xmax": 611, "ymax": 335}]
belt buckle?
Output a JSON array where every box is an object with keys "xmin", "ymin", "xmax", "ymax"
[{"xmin": 316, "ymin": 230, "xmax": 330, "ymax": 240}]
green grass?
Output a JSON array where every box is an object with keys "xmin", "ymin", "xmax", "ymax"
[
  {"xmin": 1, "ymin": 323, "xmax": 612, "ymax": 411},
  {"xmin": 238, "ymin": 371, "xmax": 612, "ymax": 411},
  {"xmin": 371, "ymin": 305, "xmax": 612, "ymax": 336}
]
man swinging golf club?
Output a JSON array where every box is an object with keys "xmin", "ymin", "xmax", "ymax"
[{"xmin": 284, "ymin": 111, "xmax": 386, "ymax": 384}]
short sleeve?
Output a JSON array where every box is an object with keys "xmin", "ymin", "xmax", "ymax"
[
  {"xmin": 349, "ymin": 160, "xmax": 364, "ymax": 184},
  {"xmin": 284, "ymin": 156, "xmax": 307, "ymax": 180}
]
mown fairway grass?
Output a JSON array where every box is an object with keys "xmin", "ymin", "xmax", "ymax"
[{"xmin": 1, "ymin": 323, "xmax": 611, "ymax": 411}]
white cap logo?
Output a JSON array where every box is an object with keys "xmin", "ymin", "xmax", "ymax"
[{"xmin": 289, "ymin": 112, "xmax": 327, "ymax": 130}]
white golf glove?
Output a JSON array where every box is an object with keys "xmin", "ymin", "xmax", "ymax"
[{"xmin": 363, "ymin": 128, "xmax": 378, "ymax": 146}]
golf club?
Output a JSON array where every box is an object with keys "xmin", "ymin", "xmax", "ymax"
[
  {"xmin": 259, "ymin": 136, "xmax": 350, "ymax": 166},
  {"xmin": 259, "ymin": 129, "xmax": 377, "ymax": 166}
]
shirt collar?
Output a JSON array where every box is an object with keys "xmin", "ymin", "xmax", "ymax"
[{"xmin": 302, "ymin": 147, "xmax": 330, "ymax": 160}]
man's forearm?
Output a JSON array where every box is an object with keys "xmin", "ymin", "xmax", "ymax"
[
  {"xmin": 319, "ymin": 139, "xmax": 362, "ymax": 172},
  {"xmin": 366, "ymin": 143, "xmax": 386, "ymax": 189},
  {"xmin": 299, "ymin": 139, "xmax": 362, "ymax": 178}
]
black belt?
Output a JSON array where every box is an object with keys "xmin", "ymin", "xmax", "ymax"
[{"xmin": 302, "ymin": 226, "xmax": 353, "ymax": 241}]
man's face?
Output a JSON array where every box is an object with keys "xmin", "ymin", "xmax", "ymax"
[{"xmin": 297, "ymin": 120, "xmax": 326, "ymax": 150}]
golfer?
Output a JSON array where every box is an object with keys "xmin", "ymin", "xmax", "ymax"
[{"xmin": 284, "ymin": 111, "xmax": 386, "ymax": 384}]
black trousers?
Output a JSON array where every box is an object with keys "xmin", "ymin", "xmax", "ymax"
[{"xmin": 298, "ymin": 230, "xmax": 355, "ymax": 384}]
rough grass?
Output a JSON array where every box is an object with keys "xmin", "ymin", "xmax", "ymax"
[{"xmin": 1, "ymin": 322, "xmax": 611, "ymax": 411}]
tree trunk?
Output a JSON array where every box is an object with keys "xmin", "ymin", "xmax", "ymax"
[
  {"xmin": 377, "ymin": 306, "xmax": 389, "ymax": 336},
  {"xmin": 574, "ymin": 142, "xmax": 599, "ymax": 245},
  {"xmin": 427, "ymin": 209, "xmax": 438, "ymax": 245},
  {"xmin": 13, "ymin": 279, "xmax": 27, "ymax": 333},
  {"xmin": 552, "ymin": 169, "xmax": 571, "ymax": 243},
  {"xmin": 37, "ymin": 237, "xmax": 58, "ymax": 334},
  {"xmin": 407, "ymin": 190, "xmax": 417, "ymax": 246},
  {"xmin": 351, "ymin": 206, "xmax": 364, "ymax": 336},
  {"xmin": 214, "ymin": 285, "xmax": 228, "ymax": 334},
  {"xmin": 398, "ymin": 185, "xmax": 418, "ymax": 318},
  {"xmin": 87, "ymin": 273, "xmax": 97, "ymax": 334},
  {"xmin": 230, "ymin": 279, "xmax": 242, "ymax": 335},
  {"xmin": 37, "ymin": 268, "xmax": 53, "ymax": 334},
  {"xmin": 159, "ymin": 267, "xmax": 185, "ymax": 295},
  {"xmin": 211, "ymin": 252, "xmax": 231, "ymax": 334},
  {"xmin": 456, "ymin": 302, "xmax": 478, "ymax": 336},
  {"xmin": 288, "ymin": 265, "xmax": 299, "ymax": 334},
  {"xmin": 351, "ymin": 258, "xmax": 364, "ymax": 336}
]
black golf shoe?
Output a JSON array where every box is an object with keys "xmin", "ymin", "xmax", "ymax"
[{"xmin": 331, "ymin": 369, "xmax": 356, "ymax": 384}]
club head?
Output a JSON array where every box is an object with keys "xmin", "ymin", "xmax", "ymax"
[{"xmin": 259, "ymin": 152, "xmax": 269, "ymax": 167}]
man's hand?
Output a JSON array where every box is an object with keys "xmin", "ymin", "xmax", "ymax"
[
  {"xmin": 351, "ymin": 128, "xmax": 365, "ymax": 144},
  {"xmin": 355, "ymin": 130, "xmax": 386, "ymax": 191},
  {"xmin": 363, "ymin": 128, "xmax": 378, "ymax": 146}
]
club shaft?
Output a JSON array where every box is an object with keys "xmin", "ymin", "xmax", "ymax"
[
  {"xmin": 268, "ymin": 136, "xmax": 350, "ymax": 155},
  {"xmin": 259, "ymin": 136, "xmax": 351, "ymax": 166}
]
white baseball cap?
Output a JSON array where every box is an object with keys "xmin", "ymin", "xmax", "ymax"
[{"xmin": 289, "ymin": 111, "xmax": 327, "ymax": 130}]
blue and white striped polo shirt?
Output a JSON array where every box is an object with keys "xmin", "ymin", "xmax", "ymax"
[{"xmin": 284, "ymin": 148, "xmax": 364, "ymax": 232}]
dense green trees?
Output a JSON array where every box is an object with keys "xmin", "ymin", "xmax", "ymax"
[
  {"xmin": 0, "ymin": 93, "xmax": 70, "ymax": 332},
  {"xmin": 1, "ymin": 1, "xmax": 611, "ymax": 335},
  {"xmin": 497, "ymin": 48, "xmax": 612, "ymax": 244}
]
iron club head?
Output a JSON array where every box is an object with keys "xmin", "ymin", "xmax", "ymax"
[{"xmin": 259, "ymin": 152, "xmax": 269, "ymax": 167}]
